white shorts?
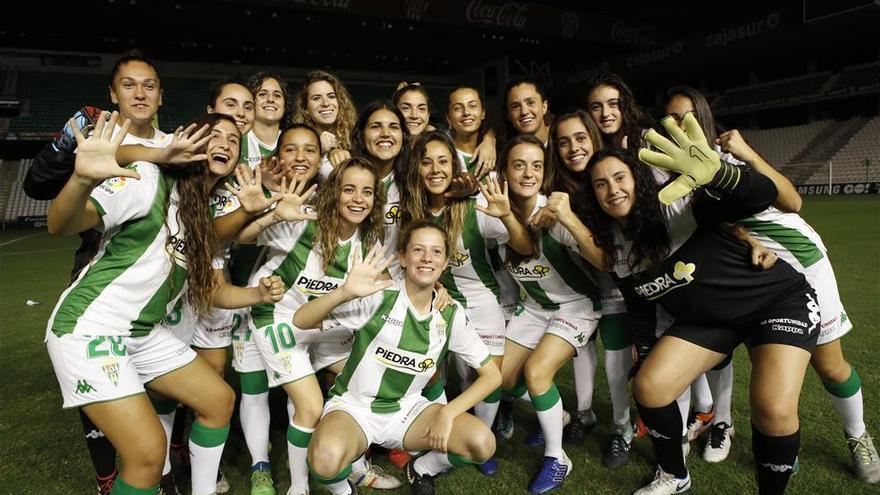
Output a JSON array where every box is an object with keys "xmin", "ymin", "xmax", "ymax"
[
  {"xmin": 597, "ymin": 272, "xmax": 626, "ymax": 316},
  {"xmin": 47, "ymin": 327, "xmax": 196, "ymax": 408},
  {"xmin": 252, "ymin": 322, "xmax": 314, "ymax": 388},
  {"xmin": 309, "ymin": 334, "xmax": 354, "ymax": 372},
  {"xmin": 505, "ymin": 301, "xmax": 600, "ymax": 350},
  {"xmin": 232, "ymin": 312, "xmax": 265, "ymax": 373},
  {"xmin": 465, "ymin": 304, "xmax": 506, "ymax": 356},
  {"xmin": 322, "ymin": 395, "xmax": 434, "ymax": 449},
  {"xmin": 807, "ymin": 258, "xmax": 853, "ymax": 345},
  {"xmin": 192, "ymin": 308, "xmax": 237, "ymax": 349}
]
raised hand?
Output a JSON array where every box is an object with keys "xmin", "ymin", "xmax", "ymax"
[
  {"xmin": 341, "ymin": 244, "xmax": 394, "ymax": 299},
  {"xmin": 226, "ymin": 164, "xmax": 281, "ymax": 214},
  {"xmin": 717, "ymin": 129, "xmax": 758, "ymax": 163},
  {"xmin": 328, "ymin": 148, "xmax": 351, "ymax": 167},
  {"xmin": 444, "ymin": 173, "xmax": 480, "ymax": 199},
  {"xmin": 271, "ymin": 176, "xmax": 318, "ymax": 222},
  {"xmin": 155, "ymin": 123, "xmax": 211, "ymax": 165},
  {"xmin": 259, "ymin": 275, "xmax": 286, "ymax": 303},
  {"xmin": 72, "ymin": 111, "xmax": 140, "ymax": 182},
  {"xmin": 545, "ymin": 192, "xmax": 574, "ymax": 223},
  {"xmin": 474, "ymin": 177, "xmax": 512, "ymax": 219},
  {"xmin": 472, "ymin": 134, "xmax": 497, "ymax": 180},
  {"xmin": 433, "ymin": 283, "xmax": 452, "ymax": 311},
  {"xmin": 259, "ymin": 155, "xmax": 288, "ymax": 192},
  {"xmin": 320, "ymin": 131, "xmax": 339, "ymax": 152},
  {"xmin": 638, "ymin": 112, "xmax": 731, "ymax": 205},
  {"xmin": 530, "ymin": 206, "xmax": 558, "ymax": 229}
]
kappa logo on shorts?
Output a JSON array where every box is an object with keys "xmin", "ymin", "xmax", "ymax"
[
  {"xmin": 75, "ymin": 380, "xmax": 95, "ymax": 394},
  {"xmin": 634, "ymin": 260, "xmax": 696, "ymax": 300},
  {"xmin": 507, "ymin": 263, "xmax": 551, "ymax": 279},
  {"xmin": 806, "ymin": 292, "xmax": 820, "ymax": 334},
  {"xmin": 373, "ymin": 346, "xmax": 435, "ymax": 375}
]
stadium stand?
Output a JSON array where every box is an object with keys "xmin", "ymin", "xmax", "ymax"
[
  {"xmin": 830, "ymin": 62, "xmax": 880, "ymax": 94},
  {"xmin": 1, "ymin": 159, "xmax": 50, "ymax": 222},
  {"xmin": 10, "ymin": 72, "xmax": 109, "ymax": 139},
  {"xmin": 742, "ymin": 120, "xmax": 833, "ymax": 167},
  {"xmin": 821, "ymin": 116, "xmax": 880, "ymax": 183}
]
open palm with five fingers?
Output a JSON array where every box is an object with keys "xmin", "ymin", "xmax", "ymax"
[
  {"xmin": 72, "ymin": 111, "xmax": 141, "ymax": 182},
  {"xmin": 475, "ymin": 176, "xmax": 512, "ymax": 219},
  {"xmin": 271, "ymin": 176, "xmax": 319, "ymax": 222},
  {"xmin": 341, "ymin": 244, "xmax": 394, "ymax": 299}
]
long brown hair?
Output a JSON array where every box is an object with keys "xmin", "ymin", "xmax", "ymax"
[
  {"xmin": 312, "ymin": 157, "xmax": 386, "ymax": 271},
  {"xmin": 549, "ymin": 110, "xmax": 604, "ymax": 195},
  {"xmin": 292, "ymin": 70, "xmax": 357, "ymax": 151},
  {"xmin": 401, "ymin": 131, "xmax": 468, "ymax": 250},
  {"xmin": 496, "ymin": 134, "xmax": 547, "ymax": 265}
]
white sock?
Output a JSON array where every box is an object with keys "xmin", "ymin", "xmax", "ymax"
[
  {"xmin": 707, "ymin": 362, "xmax": 734, "ymax": 426},
  {"xmin": 475, "ymin": 400, "xmax": 500, "ymax": 428},
  {"xmin": 287, "ymin": 421, "xmax": 314, "ymax": 492},
  {"xmin": 572, "ymin": 340, "xmax": 598, "ymax": 411},
  {"xmin": 352, "ymin": 454, "xmax": 367, "ymax": 474},
  {"xmin": 605, "ymin": 348, "xmax": 632, "ymax": 427},
  {"xmin": 675, "ymin": 388, "xmax": 691, "ymax": 438},
  {"xmin": 189, "ymin": 421, "xmax": 229, "ymax": 495},
  {"xmin": 690, "ymin": 373, "xmax": 713, "ymax": 413},
  {"xmin": 831, "ymin": 389, "xmax": 867, "ymax": 438},
  {"xmin": 325, "ymin": 480, "xmax": 352, "ymax": 495},
  {"xmin": 287, "ymin": 396, "xmax": 295, "ymax": 421},
  {"xmin": 531, "ymin": 385, "xmax": 565, "ymax": 458},
  {"xmin": 157, "ymin": 409, "xmax": 175, "ymax": 475},
  {"xmin": 240, "ymin": 392, "xmax": 271, "ymax": 464},
  {"xmin": 414, "ymin": 451, "xmax": 454, "ymax": 476}
]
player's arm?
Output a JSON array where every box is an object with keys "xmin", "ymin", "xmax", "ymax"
[
  {"xmin": 731, "ymin": 224, "xmax": 778, "ymax": 270},
  {"xmin": 545, "ymin": 191, "xmax": 606, "ymax": 270},
  {"xmin": 476, "ymin": 177, "xmax": 534, "ymax": 256},
  {"xmin": 717, "ymin": 129, "xmax": 801, "ymax": 213},
  {"xmin": 445, "ymin": 359, "xmax": 501, "ymax": 418},
  {"xmin": 212, "ymin": 269, "xmax": 285, "ymax": 309}
]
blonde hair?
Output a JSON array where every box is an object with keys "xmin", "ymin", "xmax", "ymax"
[{"xmin": 292, "ymin": 70, "xmax": 357, "ymax": 151}]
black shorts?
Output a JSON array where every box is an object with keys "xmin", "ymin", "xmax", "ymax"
[{"xmin": 665, "ymin": 287, "xmax": 820, "ymax": 355}]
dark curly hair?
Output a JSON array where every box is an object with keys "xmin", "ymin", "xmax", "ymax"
[
  {"xmin": 587, "ymin": 74, "xmax": 653, "ymax": 151},
  {"xmin": 580, "ymin": 148, "xmax": 669, "ymax": 271},
  {"xmin": 352, "ymin": 100, "xmax": 412, "ymax": 196}
]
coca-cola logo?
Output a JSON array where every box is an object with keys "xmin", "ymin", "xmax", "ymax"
[
  {"xmin": 466, "ymin": 0, "xmax": 529, "ymax": 29},
  {"xmin": 610, "ymin": 21, "xmax": 656, "ymax": 46}
]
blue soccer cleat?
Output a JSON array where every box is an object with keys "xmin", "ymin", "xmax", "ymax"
[{"xmin": 528, "ymin": 452, "xmax": 572, "ymax": 494}]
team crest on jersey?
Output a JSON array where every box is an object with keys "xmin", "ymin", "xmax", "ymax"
[
  {"xmin": 634, "ymin": 260, "xmax": 697, "ymax": 300},
  {"xmin": 508, "ymin": 263, "xmax": 551, "ymax": 279},
  {"xmin": 97, "ymin": 176, "xmax": 129, "ymax": 195},
  {"xmin": 385, "ymin": 204, "xmax": 401, "ymax": 225},
  {"xmin": 432, "ymin": 317, "xmax": 447, "ymax": 340},
  {"xmin": 102, "ymin": 357, "xmax": 120, "ymax": 387},
  {"xmin": 373, "ymin": 346, "xmax": 436, "ymax": 375},
  {"xmin": 448, "ymin": 251, "xmax": 470, "ymax": 267}
]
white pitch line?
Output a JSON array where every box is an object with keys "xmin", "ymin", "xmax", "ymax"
[{"xmin": 0, "ymin": 231, "xmax": 47, "ymax": 247}]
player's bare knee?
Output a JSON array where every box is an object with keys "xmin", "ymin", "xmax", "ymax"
[
  {"xmin": 307, "ymin": 439, "xmax": 346, "ymax": 479},
  {"xmin": 752, "ymin": 400, "xmax": 799, "ymax": 435},
  {"xmin": 467, "ymin": 426, "xmax": 496, "ymax": 462},
  {"xmin": 633, "ymin": 369, "xmax": 674, "ymax": 407},
  {"xmin": 121, "ymin": 433, "xmax": 166, "ymax": 476},
  {"xmin": 294, "ymin": 400, "xmax": 323, "ymax": 428},
  {"xmin": 811, "ymin": 354, "xmax": 851, "ymax": 384},
  {"xmin": 523, "ymin": 358, "xmax": 551, "ymax": 392}
]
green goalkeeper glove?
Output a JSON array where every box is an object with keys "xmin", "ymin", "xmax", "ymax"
[{"xmin": 638, "ymin": 112, "xmax": 741, "ymax": 205}]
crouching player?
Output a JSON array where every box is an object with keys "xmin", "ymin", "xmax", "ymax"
[{"xmin": 293, "ymin": 222, "xmax": 502, "ymax": 495}]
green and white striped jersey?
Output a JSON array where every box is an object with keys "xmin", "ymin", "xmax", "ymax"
[
  {"xmin": 239, "ymin": 129, "xmax": 279, "ymax": 168},
  {"xmin": 502, "ymin": 195, "xmax": 601, "ymax": 310},
  {"xmin": 327, "ymin": 281, "xmax": 491, "ymax": 413},
  {"xmin": 739, "ymin": 206, "xmax": 827, "ymax": 270},
  {"xmin": 381, "ymin": 171, "xmax": 401, "ymax": 273},
  {"xmin": 249, "ymin": 217, "xmax": 366, "ymax": 333},
  {"xmin": 48, "ymin": 162, "xmax": 188, "ymax": 337},
  {"xmin": 456, "ymin": 149, "xmax": 477, "ymax": 176},
  {"xmin": 433, "ymin": 194, "xmax": 509, "ymax": 308}
]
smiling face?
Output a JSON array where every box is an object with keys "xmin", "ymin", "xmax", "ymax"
[
  {"xmin": 363, "ymin": 108, "xmax": 404, "ymax": 167},
  {"xmin": 397, "ymin": 90, "xmax": 430, "ymax": 136},
  {"xmin": 306, "ymin": 80, "xmax": 339, "ymax": 128},
  {"xmin": 590, "ymin": 156, "xmax": 636, "ymax": 223},
  {"xmin": 254, "ymin": 77, "xmax": 285, "ymax": 125},
  {"xmin": 400, "ymin": 226, "xmax": 448, "ymax": 289},
  {"xmin": 447, "ymin": 87, "xmax": 485, "ymax": 137},
  {"xmin": 209, "ymin": 83, "xmax": 255, "ymax": 134},
  {"xmin": 587, "ymin": 84, "xmax": 622, "ymax": 136},
  {"xmin": 206, "ymin": 119, "xmax": 241, "ymax": 178},
  {"xmin": 555, "ymin": 116, "xmax": 595, "ymax": 173},
  {"xmin": 109, "ymin": 60, "xmax": 162, "ymax": 128},
  {"xmin": 506, "ymin": 83, "xmax": 548, "ymax": 135},
  {"xmin": 505, "ymin": 142, "xmax": 544, "ymax": 199},
  {"xmin": 336, "ymin": 166, "xmax": 376, "ymax": 234},
  {"xmin": 277, "ymin": 127, "xmax": 321, "ymax": 183},
  {"xmin": 419, "ymin": 139, "xmax": 454, "ymax": 198}
]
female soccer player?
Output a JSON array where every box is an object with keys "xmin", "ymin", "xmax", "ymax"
[
  {"xmin": 207, "ymin": 78, "xmax": 255, "ymax": 135},
  {"xmin": 293, "ymin": 222, "xmax": 502, "ymax": 495},
  {"xmin": 401, "ymin": 130, "xmax": 533, "ymax": 474},
  {"xmin": 291, "ymin": 70, "xmax": 357, "ymax": 182},
  {"xmin": 45, "ymin": 111, "xmax": 281, "ymax": 495},
  {"xmin": 242, "ymin": 72, "xmax": 288, "ymax": 169},
  {"xmin": 394, "ymin": 83, "xmax": 433, "ymax": 138},
  {"xmin": 586, "ymin": 73, "xmax": 653, "ymax": 150},
  {"xmin": 496, "ymin": 134, "xmax": 602, "ymax": 493},
  {"xmin": 665, "ymin": 86, "xmax": 878, "ymax": 481},
  {"xmin": 445, "ymin": 85, "xmax": 498, "ymax": 179},
  {"xmin": 504, "ymin": 78, "xmax": 552, "ymax": 145},
  {"xmin": 553, "ymin": 113, "xmax": 820, "ymax": 494}
]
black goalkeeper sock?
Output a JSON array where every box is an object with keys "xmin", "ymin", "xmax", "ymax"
[
  {"xmin": 636, "ymin": 399, "xmax": 687, "ymax": 478},
  {"xmin": 170, "ymin": 404, "xmax": 189, "ymax": 447},
  {"xmin": 752, "ymin": 424, "xmax": 800, "ymax": 495},
  {"xmin": 78, "ymin": 408, "xmax": 116, "ymax": 478}
]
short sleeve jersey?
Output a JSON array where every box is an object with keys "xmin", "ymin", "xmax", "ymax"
[
  {"xmin": 328, "ymin": 281, "xmax": 492, "ymax": 413},
  {"xmin": 502, "ymin": 195, "xmax": 601, "ymax": 310},
  {"xmin": 434, "ymin": 194, "xmax": 510, "ymax": 308},
  {"xmin": 48, "ymin": 162, "xmax": 187, "ymax": 337},
  {"xmin": 249, "ymin": 217, "xmax": 366, "ymax": 330},
  {"xmin": 739, "ymin": 206, "xmax": 827, "ymax": 271},
  {"xmin": 239, "ymin": 130, "xmax": 279, "ymax": 168}
]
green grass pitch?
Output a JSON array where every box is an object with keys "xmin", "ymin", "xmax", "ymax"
[{"xmin": 0, "ymin": 196, "xmax": 877, "ymax": 494}]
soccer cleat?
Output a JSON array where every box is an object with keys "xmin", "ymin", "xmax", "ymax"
[
  {"xmin": 847, "ymin": 431, "xmax": 880, "ymax": 484},
  {"xmin": 405, "ymin": 459, "xmax": 436, "ymax": 495},
  {"xmin": 702, "ymin": 422, "xmax": 734, "ymax": 463},
  {"xmin": 528, "ymin": 452, "xmax": 572, "ymax": 494},
  {"xmin": 632, "ymin": 467, "xmax": 691, "ymax": 495},
  {"xmin": 53, "ymin": 106, "xmax": 102, "ymax": 154},
  {"xmin": 685, "ymin": 408, "xmax": 714, "ymax": 442},
  {"xmin": 250, "ymin": 462, "xmax": 276, "ymax": 495},
  {"xmin": 158, "ymin": 472, "xmax": 180, "ymax": 495},
  {"xmin": 563, "ymin": 409, "xmax": 597, "ymax": 444},
  {"xmin": 95, "ymin": 471, "xmax": 116, "ymax": 495},
  {"xmin": 604, "ymin": 433, "xmax": 632, "ymax": 469},
  {"xmin": 494, "ymin": 399, "xmax": 515, "ymax": 441},
  {"xmin": 389, "ymin": 448, "xmax": 412, "ymax": 470},
  {"xmin": 349, "ymin": 457, "xmax": 402, "ymax": 489},
  {"xmin": 634, "ymin": 416, "xmax": 648, "ymax": 439},
  {"xmin": 476, "ymin": 457, "xmax": 499, "ymax": 476},
  {"xmin": 216, "ymin": 467, "xmax": 230, "ymax": 494}
]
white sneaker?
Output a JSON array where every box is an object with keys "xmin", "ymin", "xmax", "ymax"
[
  {"xmin": 703, "ymin": 422, "xmax": 734, "ymax": 463},
  {"xmin": 349, "ymin": 458, "xmax": 402, "ymax": 489},
  {"xmin": 632, "ymin": 467, "xmax": 691, "ymax": 495},
  {"xmin": 847, "ymin": 431, "xmax": 880, "ymax": 484}
]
